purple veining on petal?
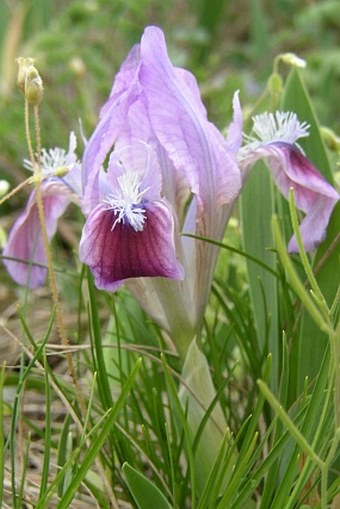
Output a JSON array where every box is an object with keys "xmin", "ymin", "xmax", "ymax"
[
  {"xmin": 267, "ymin": 144, "xmax": 339, "ymax": 252},
  {"xmin": 139, "ymin": 26, "xmax": 241, "ymax": 214},
  {"xmin": 243, "ymin": 141, "xmax": 339, "ymax": 252},
  {"xmin": 81, "ymin": 53, "xmax": 142, "ymax": 213},
  {"xmin": 79, "ymin": 200, "xmax": 184, "ymax": 291},
  {"xmin": 3, "ymin": 184, "xmax": 70, "ymax": 288}
]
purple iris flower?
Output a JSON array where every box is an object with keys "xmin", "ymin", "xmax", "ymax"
[
  {"xmin": 79, "ymin": 26, "xmax": 242, "ymax": 353},
  {"xmin": 238, "ymin": 111, "xmax": 339, "ymax": 252},
  {"xmin": 3, "ymin": 132, "xmax": 81, "ymax": 288},
  {"xmin": 79, "ymin": 141, "xmax": 184, "ymax": 291}
]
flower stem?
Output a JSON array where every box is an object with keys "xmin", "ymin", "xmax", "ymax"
[
  {"xmin": 288, "ymin": 188, "xmax": 330, "ymax": 322},
  {"xmin": 24, "ymin": 100, "xmax": 86, "ymax": 416},
  {"xmin": 0, "ymin": 176, "xmax": 34, "ymax": 207},
  {"xmin": 272, "ymin": 215, "xmax": 333, "ymax": 336}
]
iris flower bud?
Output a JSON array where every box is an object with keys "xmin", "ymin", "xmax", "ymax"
[{"xmin": 16, "ymin": 57, "xmax": 44, "ymax": 105}]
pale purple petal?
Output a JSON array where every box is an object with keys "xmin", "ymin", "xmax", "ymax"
[
  {"xmin": 288, "ymin": 195, "xmax": 338, "ymax": 252},
  {"xmin": 139, "ymin": 26, "xmax": 241, "ymax": 214},
  {"xmin": 3, "ymin": 183, "xmax": 70, "ymax": 288},
  {"xmin": 244, "ymin": 142, "xmax": 339, "ymax": 252},
  {"xmin": 114, "ymin": 99, "xmax": 154, "ymax": 149},
  {"xmin": 106, "ymin": 141, "xmax": 162, "ymax": 199},
  {"xmin": 266, "ymin": 144, "xmax": 339, "ymax": 252},
  {"xmin": 81, "ymin": 50, "xmax": 142, "ymax": 213},
  {"xmin": 100, "ymin": 44, "xmax": 141, "ymax": 119},
  {"xmin": 79, "ymin": 200, "xmax": 184, "ymax": 291}
]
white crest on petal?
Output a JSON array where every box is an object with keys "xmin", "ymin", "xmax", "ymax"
[
  {"xmin": 104, "ymin": 172, "xmax": 150, "ymax": 232},
  {"xmin": 241, "ymin": 111, "xmax": 310, "ymax": 156},
  {"xmin": 23, "ymin": 132, "xmax": 79, "ymax": 177}
]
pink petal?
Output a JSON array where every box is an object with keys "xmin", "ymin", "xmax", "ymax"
[
  {"xmin": 79, "ymin": 200, "xmax": 184, "ymax": 291},
  {"xmin": 264, "ymin": 144, "xmax": 338, "ymax": 252},
  {"xmin": 81, "ymin": 48, "xmax": 142, "ymax": 214},
  {"xmin": 3, "ymin": 184, "xmax": 70, "ymax": 288},
  {"xmin": 139, "ymin": 26, "xmax": 241, "ymax": 214}
]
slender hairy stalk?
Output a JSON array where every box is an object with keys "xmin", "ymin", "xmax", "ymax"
[
  {"xmin": 0, "ymin": 177, "xmax": 34, "ymax": 207},
  {"xmin": 23, "ymin": 99, "xmax": 87, "ymax": 418}
]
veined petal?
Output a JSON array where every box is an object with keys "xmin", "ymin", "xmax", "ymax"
[
  {"xmin": 79, "ymin": 200, "xmax": 184, "ymax": 292},
  {"xmin": 100, "ymin": 44, "xmax": 141, "ymax": 118},
  {"xmin": 288, "ymin": 195, "xmax": 338, "ymax": 252},
  {"xmin": 265, "ymin": 144, "xmax": 339, "ymax": 252},
  {"xmin": 139, "ymin": 26, "xmax": 241, "ymax": 214},
  {"xmin": 107, "ymin": 140, "xmax": 162, "ymax": 199},
  {"xmin": 3, "ymin": 183, "xmax": 70, "ymax": 288},
  {"xmin": 81, "ymin": 50, "xmax": 142, "ymax": 214},
  {"xmin": 240, "ymin": 111, "xmax": 339, "ymax": 252}
]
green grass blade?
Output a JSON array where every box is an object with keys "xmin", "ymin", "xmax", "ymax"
[
  {"xmin": 0, "ymin": 364, "xmax": 6, "ymax": 509},
  {"xmin": 57, "ymin": 413, "xmax": 72, "ymax": 498},
  {"xmin": 217, "ymin": 432, "xmax": 258, "ymax": 509},
  {"xmin": 272, "ymin": 215, "xmax": 331, "ymax": 336},
  {"xmin": 161, "ymin": 354, "xmax": 197, "ymax": 508},
  {"xmin": 87, "ymin": 269, "xmax": 113, "ymax": 411},
  {"xmin": 55, "ymin": 357, "xmax": 142, "ymax": 509},
  {"xmin": 240, "ymin": 161, "xmax": 280, "ymax": 391},
  {"xmin": 257, "ymin": 381, "xmax": 323, "ymax": 469},
  {"xmin": 282, "ymin": 69, "xmax": 332, "ymax": 180},
  {"xmin": 123, "ymin": 462, "xmax": 172, "ymax": 509},
  {"xmin": 39, "ymin": 353, "xmax": 51, "ymax": 498}
]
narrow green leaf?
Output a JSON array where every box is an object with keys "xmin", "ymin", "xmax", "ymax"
[
  {"xmin": 197, "ymin": 428, "xmax": 235, "ymax": 509},
  {"xmin": 87, "ymin": 269, "xmax": 113, "ymax": 410},
  {"xmin": 270, "ymin": 453, "xmax": 300, "ymax": 509},
  {"xmin": 39, "ymin": 354, "xmax": 51, "ymax": 498},
  {"xmin": 271, "ymin": 215, "xmax": 332, "ymax": 336},
  {"xmin": 288, "ymin": 188, "xmax": 330, "ymax": 320},
  {"xmin": 257, "ymin": 380, "xmax": 323, "ymax": 469},
  {"xmin": 123, "ymin": 462, "xmax": 172, "ymax": 509},
  {"xmin": 33, "ymin": 358, "xmax": 142, "ymax": 509},
  {"xmin": 240, "ymin": 161, "xmax": 279, "ymax": 390},
  {"xmin": 217, "ymin": 432, "xmax": 258, "ymax": 509},
  {"xmin": 282, "ymin": 68, "xmax": 332, "ymax": 180}
]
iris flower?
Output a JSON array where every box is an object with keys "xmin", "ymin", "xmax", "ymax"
[
  {"xmin": 80, "ymin": 26, "xmax": 242, "ymax": 355},
  {"xmin": 238, "ymin": 111, "xmax": 339, "ymax": 252},
  {"xmin": 79, "ymin": 141, "xmax": 184, "ymax": 291},
  {"xmin": 3, "ymin": 132, "xmax": 81, "ymax": 288}
]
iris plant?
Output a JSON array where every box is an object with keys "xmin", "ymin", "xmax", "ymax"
[{"xmin": 2, "ymin": 26, "xmax": 338, "ymax": 357}]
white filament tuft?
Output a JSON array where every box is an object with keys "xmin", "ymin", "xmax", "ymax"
[
  {"xmin": 104, "ymin": 172, "xmax": 149, "ymax": 232},
  {"xmin": 252, "ymin": 111, "xmax": 310, "ymax": 144}
]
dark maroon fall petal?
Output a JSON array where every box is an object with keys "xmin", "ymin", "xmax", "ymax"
[{"xmin": 79, "ymin": 201, "xmax": 183, "ymax": 291}]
